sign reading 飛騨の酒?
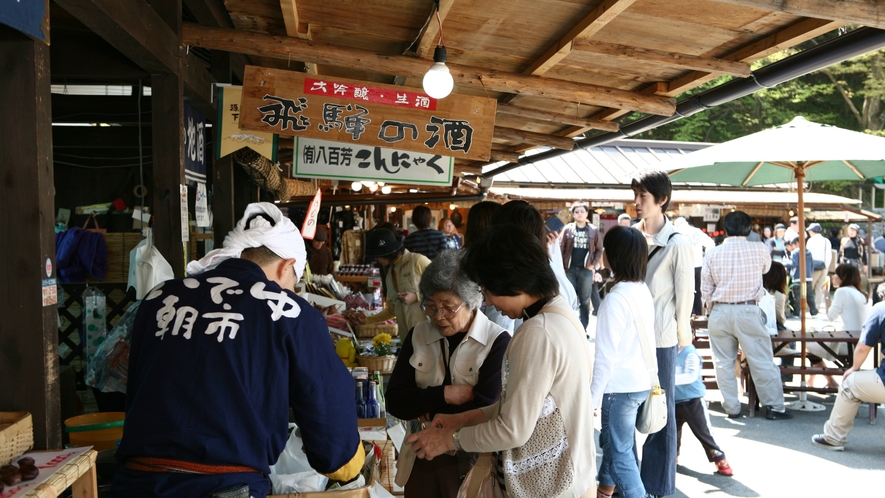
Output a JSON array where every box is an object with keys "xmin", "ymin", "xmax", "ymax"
[
  {"xmin": 295, "ymin": 137, "xmax": 453, "ymax": 186},
  {"xmin": 239, "ymin": 66, "xmax": 496, "ymax": 162}
]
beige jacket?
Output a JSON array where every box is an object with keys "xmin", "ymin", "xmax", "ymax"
[
  {"xmin": 365, "ymin": 249, "xmax": 431, "ymax": 336},
  {"xmin": 460, "ymin": 296, "xmax": 596, "ymax": 498},
  {"xmin": 636, "ymin": 218, "xmax": 694, "ymax": 348}
]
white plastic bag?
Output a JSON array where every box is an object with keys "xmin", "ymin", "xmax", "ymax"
[
  {"xmin": 760, "ymin": 292, "xmax": 778, "ymax": 336},
  {"xmin": 269, "ymin": 425, "xmax": 329, "ymax": 494},
  {"xmin": 128, "ymin": 228, "xmax": 174, "ymax": 299}
]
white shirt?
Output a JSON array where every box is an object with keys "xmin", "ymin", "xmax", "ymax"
[
  {"xmin": 828, "ymin": 286, "xmax": 869, "ymax": 332},
  {"xmin": 591, "ymin": 281, "xmax": 656, "ymax": 408},
  {"xmin": 673, "ymin": 217, "xmax": 715, "ymax": 268},
  {"xmin": 806, "ymin": 233, "xmax": 832, "ymax": 268}
]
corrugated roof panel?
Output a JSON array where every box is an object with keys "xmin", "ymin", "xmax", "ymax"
[
  {"xmin": 519, "ymin": 164, "xmax": 550, "ymax": 183},
  {"xmin": 565, "ymin": 150, "xmax": 610, "ymax": 184},
  {"xmin": 554, "ymin": 154, "xmax": 592, "ymax": 184},
  {"xmin": 535, "ymin": 156, "xmax": 571, "ymax": 184}
]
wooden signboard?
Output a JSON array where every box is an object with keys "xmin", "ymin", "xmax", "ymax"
[{"xmin": 239, "ymin": 65, "xmax": 496, "ymax": 161}]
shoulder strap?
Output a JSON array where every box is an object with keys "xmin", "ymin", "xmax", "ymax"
[
  {"xmin": 648, "ymin": 232, "xmax": 679, "ymax": 262},
  {"xmin": 609, "ymin": 286, "xmax": 659, "ymax": 386}
]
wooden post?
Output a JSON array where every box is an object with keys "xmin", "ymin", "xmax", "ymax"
[
  {"xmin": 151, "ymin": 73, "xmax": 186, "ymax": 277},
  {"xmin": 0, "ymin": 25, "xmax": 62, "ymax": 449}
]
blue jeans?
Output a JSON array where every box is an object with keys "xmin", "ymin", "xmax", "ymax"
[
  {"xmin": 566, "ymin": 266, "xmax": 599, "ymax": 328},
  {"xmin": 599, "ymin": 390, "xmax": 650, "ymax": 498},
  {"xmin": 640, "ymin": 345, "xmax": 677, "ymax": 496}
]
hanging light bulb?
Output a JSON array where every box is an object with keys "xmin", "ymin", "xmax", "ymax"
[
  {"xmin": 381, "ymin": 185, "xmax": 392, "ymax": 194},
  {"xmin": 449, "ymin": 203, "xmax": 457, "ymax": 210},
  {"xmin": 390, "ymin": 207, "xmax": 397, "ymax": 213},
  {"xmin": 368, "ymin": 183, "xmax": 379, "ymax": 193},
  {"xmin": 423, "ymin": 46, "xmax": 454, "ymax": 99},
  {"xmin": 351, "ymin": 181, "xmax": 362, "ymax": 192}
]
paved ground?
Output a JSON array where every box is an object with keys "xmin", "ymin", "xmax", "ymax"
[{"xmin": 586, "ymin": 313, "xmax": 885, "ymax": 497}]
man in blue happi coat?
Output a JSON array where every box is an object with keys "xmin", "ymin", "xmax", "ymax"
[{"xmin": 113, "ymin": 203, "xmax": 364, "ymax": 498}]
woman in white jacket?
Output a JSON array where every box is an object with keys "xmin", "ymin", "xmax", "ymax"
[{"xmin": 592, "ymin": 226, "xmax": 657, "ymax": 498}]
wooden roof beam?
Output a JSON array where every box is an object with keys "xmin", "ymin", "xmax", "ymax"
[
  {"xmin": 279, "ymin": 0, "xmax": 317, "ymax": 74},
  {"xmin": 549, "ymin": 18, "xmax": 840, "ymax": 141},
  {"xmin": 55, "ymin": 0, "xmax": 216, "ymax": 114},
  {"xmin": 416, "ymin": 0, "xmax": 456, "ymax": 59},
  {"xmin": 667, "ymin": 17, "xmax": 842, "ymax": 95},
  {"xmin": 181, "ymin": 23, "xmax": 677, "ymax": 116},
  {"xmin": 496, "ymin": 103, "xmax": 620, "ymax": 132},
  {"xmin": 489, "ymin": 150, "xmax": 521, "ymax": 163},
  {"xmin": 524, "ymin": 0, "xmax": 640, "ymax": 76},
  {"xmin": 714, "ymin": 0, "xmax": 885, "ymax": 29},
  {"xmin": 494, "ymin": 127, "xmax": 576, "ymax": 150},
  {"xmin": 55, "ymin": 0, "xmax": 180, "ymax": 75},
  {"xmin": 183, "ymin": 0, "xmax": 250, "ymax": 81},
  {"xmin": 572, "ymin": 40, "xmax": 752, "ymax": 77}
]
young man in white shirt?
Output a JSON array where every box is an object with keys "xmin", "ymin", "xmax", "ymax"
[
  {"xmin": 631, "ymin": 170, "xmax": 694, "ymax": 498},
  {"xmin": 805, "ymin": 223, "xmax": 832, "ymax": 311}
]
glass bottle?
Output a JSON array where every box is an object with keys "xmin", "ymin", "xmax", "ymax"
[
  {"xmin": 366, "ymin": 381, "xmax": 380, "ymax": 419},
  {"xmin": 372, "ymin": 371, "xmax": 386, "ymax": 417},
  {"xmin": 355, "ymin": 380, "xmax": 366, "ymax": 418}
]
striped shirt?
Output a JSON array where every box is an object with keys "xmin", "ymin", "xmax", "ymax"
[
  {"xmin": 701, "ymin": 236, "xmax": 771, "ymax": 306},
  {"xmin": 403, "ymin": 229, "xmax": 448, "ymax": 260}
]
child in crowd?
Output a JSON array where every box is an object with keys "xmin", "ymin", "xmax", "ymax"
[{"xmin": 675, "ymin": 343, "xmax": 733, "ymax": 476}]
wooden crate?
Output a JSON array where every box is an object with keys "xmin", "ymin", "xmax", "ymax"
[{"xmin": 100, "ymin": 232, "xmax": 142, "ymax": 283}]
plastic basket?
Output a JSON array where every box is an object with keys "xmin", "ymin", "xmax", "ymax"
[
  {"xmin": 0, "ymin": 412, "xmax": 33, "ymax": 466},
  {"xmin": 64, "ymin": 412, "xmax": 125, "ymax": 451}
]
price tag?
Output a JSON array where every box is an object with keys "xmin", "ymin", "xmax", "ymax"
[{"xmin": 368, "ymin": 276, "xmax": 383, "ymax": 288}]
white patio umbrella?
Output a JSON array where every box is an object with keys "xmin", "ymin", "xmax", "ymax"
[{"xmin": 660, "ymin": 116, "xmax": 885, "ymax": 410}]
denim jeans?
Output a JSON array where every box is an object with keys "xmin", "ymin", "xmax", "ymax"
[
  {"xmin": 566, "ymin": 266, "xmax": 599, "ymax": 328},
  {"xmin": 599, "ymin": 390, "xmax": 650, "ymax": 498}
]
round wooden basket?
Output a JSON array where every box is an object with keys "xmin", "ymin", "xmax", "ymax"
[{"xmin": 357, "ymin": 355, "xmax": 396, "ymax": 373}]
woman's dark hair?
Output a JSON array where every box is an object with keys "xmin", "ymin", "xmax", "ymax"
[
  {"xmin": 460, "ymin": 224, "xmax": 558, "ymax": 298},
  {"xmin": 491, "ymin": 200, "xmax": 545, "ymax": 242},
  {"xmin": 602, "ymin": 226, "xmax": 647, "ymax": 283},
  {"xmin": 630, "ymin": 170, "xmax": 672, "ymax": 211},
  {"xmin": 411, "ymin": 205, "xmax": 432, "ymax": 229},
  {"xmin": 763, "ymin": 261, "xmax": 787, "ymax": 294},
  {"xmin": 464, "ymin": 201, "xmax": 500, "ymax": 249},
  {"xmin": 834, "ymin": 263, "xmax": 868, "ymax": 301},
  {"xmin": 723, "ymin": 211, "xmax": 752, "ymax": 236}
]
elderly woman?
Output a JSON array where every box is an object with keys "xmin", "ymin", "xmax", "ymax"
[
  {"xmin": 408, "ymin": 225, "xmax": 596, "ymax": 498},
  {"xmin": 387, "ymin": 249, "xmax": 510, "ymax": 498}
]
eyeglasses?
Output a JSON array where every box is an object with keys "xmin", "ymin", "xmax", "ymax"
[{"xmin": 421, "ymin": 301, "xmax": 466, "ymax": 318}]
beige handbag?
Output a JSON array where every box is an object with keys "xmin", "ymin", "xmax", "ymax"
[
  {"xmin": 394, "ymin": 420, "xmax": 422, "ymax": 487},
  {"xmin": 457, "ymin": 452, "xmax": 505, "ymax": 498}
]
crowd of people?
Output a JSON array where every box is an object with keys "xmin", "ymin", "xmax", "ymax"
[{"xmin": 110, "ymin": 168, "xmax": 885, "ymax": 498}]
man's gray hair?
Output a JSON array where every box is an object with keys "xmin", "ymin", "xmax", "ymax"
[{"xmin": 418, "ymin": 249, "xmax": 483, "ymax": 310}]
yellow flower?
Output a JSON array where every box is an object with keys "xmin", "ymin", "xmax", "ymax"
[
  {"xmin": 373, "ymin": 333, "xmax": 392, "ymax": 348},
  {"xmin": 372, "ymin": 333, "xmax": 393, "ymax": 357}
]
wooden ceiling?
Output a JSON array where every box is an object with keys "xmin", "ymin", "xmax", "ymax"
[
  {"xmin": 175, "ymin": 0, "xmax": 863, "ymax": 175},
  {"xmin": 54, "ymin": 0, "xmax": 885, "ymax": 178}
]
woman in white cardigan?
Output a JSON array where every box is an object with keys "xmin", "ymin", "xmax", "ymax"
[
  {"xmin": 809, "ymin": 264, "xmax": 869, "ymax": 388},
  {"xmin": 408, "ymin": 224, "xmax": 596, "ymax": 498},
  {"xmin": 591, "ymin": 226, "xmax": 657, "ymax": 498}
]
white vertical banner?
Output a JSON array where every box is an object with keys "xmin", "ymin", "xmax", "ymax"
[
  {"xmin": 180, "ymin": 184, "xmax": 190, "ymax": 242},
  {"xmin": 301, "ymin": 189, "xmax": 323, "ymax": 240},
  {"xmin": 195, "ymin": 182, "xmax": 210, "ymax": 227}
]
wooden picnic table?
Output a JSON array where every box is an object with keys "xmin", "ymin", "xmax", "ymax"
[{"xmin": 745, "ymin": 329, "xmax": 879, "ymax": 423}]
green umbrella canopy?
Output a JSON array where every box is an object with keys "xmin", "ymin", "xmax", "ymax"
[{"xmin": 663, "ymin": 116, "xmax": 885, "ymax": 186}]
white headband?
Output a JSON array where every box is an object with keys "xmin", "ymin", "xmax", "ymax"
[{"xmin": 186, "ymin": 202, "xmax": 307, "ymax": 280}]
